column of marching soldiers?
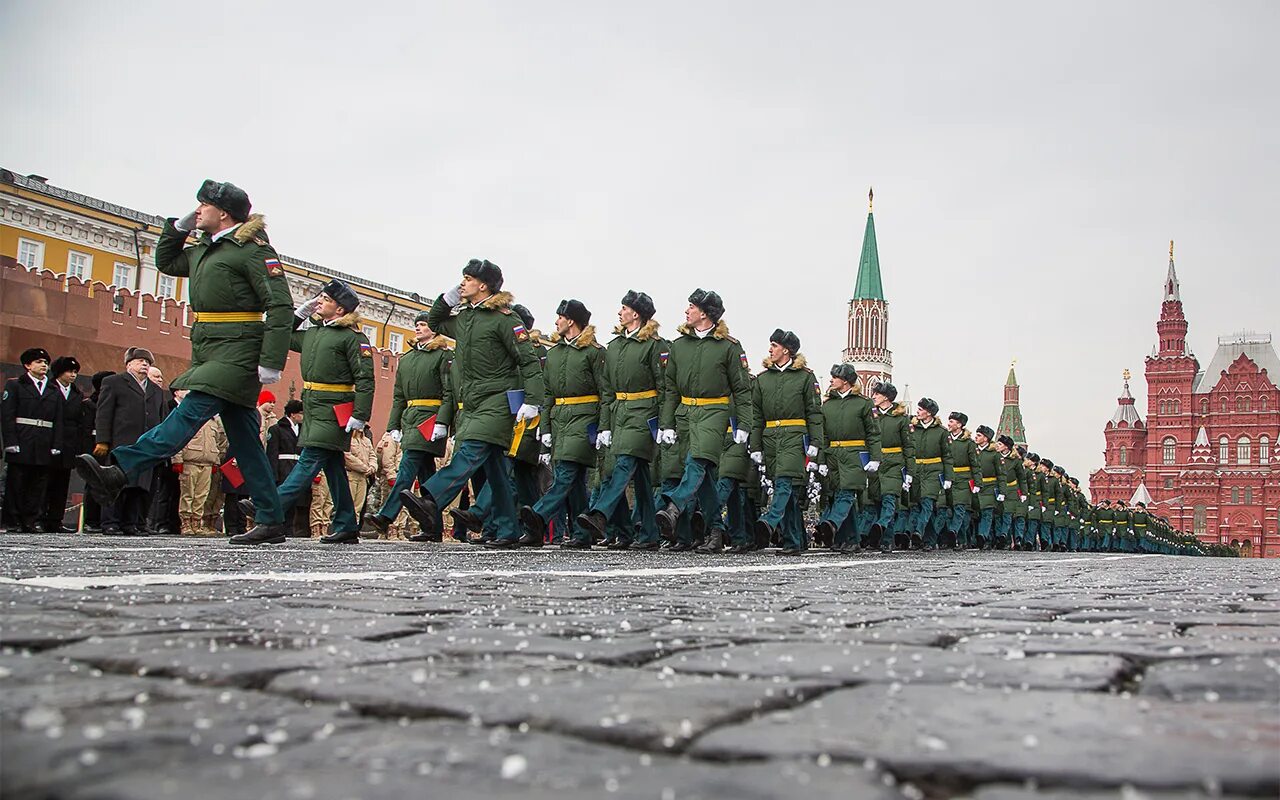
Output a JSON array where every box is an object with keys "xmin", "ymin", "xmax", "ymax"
[{"xmin": 68, "ymin": 179, "xmax": 1208, "ymax": 556}]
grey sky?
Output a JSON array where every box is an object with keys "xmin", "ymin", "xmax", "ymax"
[{"xmin": 3, "ymin": 0, "xmax": 1276, "ymax": 485}]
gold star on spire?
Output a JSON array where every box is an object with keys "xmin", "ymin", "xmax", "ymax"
[
  {"xmin": 1123, "ymin": 368, "xmax": 1132, "ymax": 382},
  {"xmin": 868, "ymin": 187, "xmax": 874, "ymax": 212}
]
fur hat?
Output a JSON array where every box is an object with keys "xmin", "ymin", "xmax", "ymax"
[
  {"xmin": 948, "ymin": 410, "xmax": 969, "ymax": 427},
  {"xmin": 918, "ymin": 397, "xmax": 939, "ymax": 416},
  {"xmin": 556, "ymin": 298, "xmax": 591, "ymax": 329},
  {"xmin": 91, "ymin": 370, "xmax": 114, "ymax": 392},
  {"xmin": 1026, "ymin": 452, "xmax": 1040, "ymax": 463},
  {"xmin": 124, "ymin": 346, "xmax": 155, "ymax": 366},
  {"xmin": 51, "ymin": 356, "xmax": 80, "ymax": 377},
  {"xmin": 20, "ymin": 347, "xmax": 50, "ymax": 366},
  {"xmin": 687, "ymin": 288, "xmax": 724, "ymax": 323},
  {"xmin": 997, "ymin": 434, "xmax": 1015, "ymax": 449},
  {"xmin": 975, "ymin": 424, "xmax": 995, "ymax": 440},
  {"xmin": 512, "ymin": 304, "xmax": 535, "ymax": 331},
  {"xmin": 830, "ymin": 363, "xmax": 859, "ymax": 384},
  {"xmin": 284, "ymin": 399, "xmax": 304, "ymax": 415},
  {"xmin": 196, "ymin": 179, "xmax": 252, "ymax": 222},
  {"xmin": 462, "ymin": 259, "xmax": 503, "ymax": 292},
  {"xmin": 769, "ymin": 329, "xmax": 801, "ymax": 355},
  {"xmin": 872, "ymin": 382, "xmax": 898, "ymax": 402},
  {"xmin": 320, "ymin": 279, "xmax": 360, "ymax": 313},
  {"xmin": 620, "ymin": 290, "xmax": 656, "ymax": 322},
  {"xmin": 1041, "ymin": 458, "xmax": 1055, "ymax": 470},
  {"xmin": 414, "ymin": 309, "xmax": 431, "ymax": 325}
]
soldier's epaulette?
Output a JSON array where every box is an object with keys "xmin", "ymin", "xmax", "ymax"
[
  {"xmin": 499, "ymin": 307, "xmax": 513, "ymax": 315},
  {"xmin": 253, "ymin": 237, "xmax": 268, "ymax": 246},
  {"xmin": 726, "ymin": 335, "xmax": 740, "ymax": 344}
]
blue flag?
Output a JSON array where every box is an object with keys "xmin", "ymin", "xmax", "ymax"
[
  {"xmin": 648, "ymin": 417, "xmax": 659, "ymax": 442},
  {"xmin": 859, "ymin": 452, "xmax": 870, "ymax": 468},
  {"xmin": 506, "ymin": 389, "xmax": 526, "ymax": 414},
  {"xmin": 586, "ymin": 421, "xmax": 599, "ymax": 448}
]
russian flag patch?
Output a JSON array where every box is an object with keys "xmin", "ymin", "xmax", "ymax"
[
  {"xmin": 513, "ymin": 324, "xmax": 529, "ymax": 342},
  {"xmin": 659, "ymin": 351, "xmax": 669, "ymax": 365},
  {"xmin": 739, "ymin": 353, "xmax": 749, "ymax": 369},
  {"xmin": 263, "ymin": 257, "xmax": 283, "ymax": 277},
  {"xmin": 360, "ymin": 342, "xmax": 373, "ymax": 357}
]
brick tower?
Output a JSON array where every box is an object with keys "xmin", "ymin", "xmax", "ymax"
[
  {"xmin": 842, "ymin": 188, "xmax": 892, "ymax": 389},
  {"xmin": 996, "ymin": 361, "xmax": 1028, "ymax": 447}
]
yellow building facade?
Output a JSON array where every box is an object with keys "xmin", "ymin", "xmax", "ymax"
[{"xmin": 0, "ymin": 168, "xmax": 427, "ymax": 351}]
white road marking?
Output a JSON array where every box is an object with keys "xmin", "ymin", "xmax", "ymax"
[{"xmin": 0, "ymin": 571, "xmax": 410, "ymax": 590}]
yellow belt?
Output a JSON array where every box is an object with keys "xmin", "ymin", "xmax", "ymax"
[
  {"xmin": 407, "ymin": 399, "xmax": 442, "ymax": 408},
  {"xmin": 194, "ymin": 311, "xmax": 265, "ymax": 323},
  {"xmin": 882, "ymin": 446, "xmax": 903, "ymax": 453},
  {"xmin": 953, "ymin": 466, "xmax": 971, "ymax": 472},
  {"xmin": 616, "ymin": 390, "xmax": 657, "ymax": 401},
  {"xmin": 555, "ymin": 395, "xmax": 600, "ymax": 405},
  {"xmin": 916, "ymin": 457, "xmax": 942, "ymax": 465},
  {"xmin": 828, "ymin": 439, "xmax": 866, "ymax": 448},
  {"xmin": 1047, "ymin": 498, "xmax": 1057, "ymax": 503},
  {"xmin": 682, "ymin": 396, "xmax": 729, "ymax": 406},
  {"xmin": 457, "ymin": 402, "xmax": 464, "ymax": 410},
  {"xmin": 765, "ymin": 419, "xmax": 806, "ymax": 428},
  {"xmin": 1135, "ymin": 523, "xmax": 1147, "ymax": 527},
  {"xmin": 981, "ymin": 476, "xmax": 997, "ymax": 483},
  {"xmin": 304, "ymin": 382, "xmax": 355, "ymax": 392},
  {"xmin": 1006, "ymin": 480, "xmax": 1018, "ymax": 486}
]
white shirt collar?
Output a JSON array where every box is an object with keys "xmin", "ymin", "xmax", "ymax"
[
  {"xmin": 211, "ymin": 224, "xmax": 241, "ymax": 243},
  {"xmin": 836, "ymin": 389, "xmax": 852, "ymax": 399},
  {"xmin": 693, "ymin": 326, "xmax": 713, "ymax": 339},
  {"xmin": 58, "ymin": 382, "xmax": 71, "ymax": 399}
]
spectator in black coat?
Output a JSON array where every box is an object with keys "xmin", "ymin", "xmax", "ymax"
[
  {"xmin": 266, "ymin": 399, "xmax": 306, "ymax": 535},
  {"xmin": 95, "ymin": 348, "xmax": 165, "ymax": 535},
  {"xmin": 2, "ymin": 347, "xmax": 63, "ymax": 532},
  {"xmin": 43, "ymin": 356, "xmax": 91, "ymax": 533},
  {"xmin": 81, "ymin": 371, "xmax": 115, "ymax": 532}
]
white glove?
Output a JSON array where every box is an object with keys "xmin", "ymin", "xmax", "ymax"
[
  {"xmin": 733, "ymin": 429, "xmax": 749, "ymax": 446},
  {"xmin": 865, "ymin": 460, "xmax": 879, "ymax": 473},
  {"xmin": 175, "ymin": 210, "xmax": 197, "ymax": 232},
  {"xmin": 515, "ymin": 404, "xmax": 540, "ymax": 423},
  {"xmin": 902, "ymin": 479, "xmax": 911, "ymax": 491},
  {"xmin": 971, "ymin": 484, "xmax": 981, "ymax": 494},
  {"xmin": 5, "ymin": 446, "xmax": 20, "ymax": 454},
  {"xmin": 943, "ymin": 480, "xmax": 952, "ymax": 490},
  {"xmin": 1028, "ymin": 504, "xmax": 1035, "ymax": 512},
  {"xmin": 806, "ymin": 445, "xmax": 818, "ymax": 458},
  {"xmin": 345, "ymin": 418, "xmax": 366, "ymax": 433},
  {"xmin": 750, "ymin": 451, "xmax": 763, "ymax": 464},
  {"xmin": 807, "ymin": 461, "xmax": 819, "ymax": 473},
  {"xmin": 295, "ymin": 296, "xmax": 321, "ymax": 319},
  {"xmin": 658, "ymin": 429, "xmax": 677, "ymax": 445},
  {"xmin": 538, "ymin": 453, "xmax": 551, "ymax": 465},
  {"xmin": 903, "ymin": 474, "xmax": 913, "ymax": 487},
  {"xmin": 430, "ymin": 423, "xmax": 448, "ymax": 441},
  {"xmin": 596, "ymin": 430, "xmax": 611, "ymax": 449},
  {"xmin": 442, "ymin": 285, "xmax": 462, "ymax": 307},
  {"xmin": 389, "ymin": 429, "xmax": 402, "ymax": 443},
  {"xmin": 817, "ymin": 464, "xmax": 829, "ymax": 477},
  {"xmin": 997, "ymin": 494, "xmax": 1006, "ymax": 502},
  {"xmin": 540, "ymin": 433, "xmax": 552, "ymax": 447},
  {"xmin": 258, "ymin": 366, "xmax": 282, "ymax": 384},
  {"xmin": 51, "ymin": 449, "xmax": 61, "ymax": 456}
]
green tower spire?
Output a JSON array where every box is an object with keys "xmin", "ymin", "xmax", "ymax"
[
  {"xmin": 852, "ymin": 187, "xmax": 884, "ymax": 301},
  {"xmin": 996, "ymin": 359, "xmax": 1028, "ymax": 447}
]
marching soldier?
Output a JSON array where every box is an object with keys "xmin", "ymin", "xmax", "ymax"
[
  {"xmin": 1132, "ymin": 499, "xmax": 1151, "ymax": 552},
  {"xmin": 972, "ymin": 425, "xmax": 1000, "ymax": 549},
  {"xmin": 749, "ymin": 329, "xmax": 823, "ymax": 556},
  {"xmin": 869, "ymin": 382, "xmax": 911, "ymax": 553},
  {"xmin": 367, "ymin": 311, "xmax": 454, "ymax": 539},
  {"xmin": 655, "ymin": 290, "xmax": 752, "ymax": 550},
  {"xmin": 1024, "ymin": 452, "xmax": 1046, "ymax": 550},
  {"xmin": 577, "ymin": 291, "xmax": 666, "ymax": 551},
  {"xmin": 908, "ymin": 397, "xmax": 951, "ymax": 551},
  {"xmin": 713, "ymin": 400, "xmax": 754, "ymax": 553},
  {"xmin": 517, "ymin": 299, "xmax": 606, "ymax": 549},
  {"xmin": 1113, "ymin": 499, "xmax": 1134, "ymax": 553},
  {"xmin": 815, "ymin": 364, "xmax": 880, "ymax": 554},
  {"xmin": 401, "ymin": 260, "xmax": 545, "ymax": 548},
  {"xmin": 994, "ymin": 435, "xmax": 1026, "ymax": 550},
  {"xmin": 237, "ymin": 279, "xmax": 375, "ymax": 544},
  {"xmin": 76, "ymin": 179, "xmax": 294, "ymax": 539},
  {"xmin": 943, "ymin": 411, "xmax": 978, "ymax": 550},
  {"xmin": 1042, "ymin": 461, "xmax": 1064, "ymax": 550}
]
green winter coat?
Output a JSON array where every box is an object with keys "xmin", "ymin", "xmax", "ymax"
[
  {"xmin": 386, "ymin": 335, "xmax": 454, "ymax": 456},
  {"xmin": 543, "ymin": 325, "xmax": 608, "ymax": 467},
  {"xmin": 1026, "ymin": 467, "xmax": 1045, "ymax": 522},
  {"xmin": 1007, "ymin": 456, "xmax": 1029, "ymax": 518},
  {"xmin": 820, "ymin": 387, "xmax": 881, "ymax": 492},
  {"xmin": 1043, "ymin": 473, "xmax": 1062, "ymax": 526},
  {"xmin": 749, "ymin": 355, "xmax": 824, "ymax": 480},
  {"xmin": 872, "ymin": 402, "xmax": 913, "ymax": 502},
  {"xmin": 599, "ymin": 319, "xmax": 667, "ymax": 462},
  {"xmin": 660, "ymin": 319, "xmax": 753, "ymax": 463},
  {"xmin": 995, "ymin": 451, "xmax": 1024, "ymax": 510},
  {"xmin": 155, "ymin": 215, "xmax": 294, "ymax": 408},
  {"xmin": 290, "ymin": 311, "xmax": 375, "ymax": 451},
  {"xmin": 512, "ymin": 334, "xmax": 549, "ymax": 465},
  {"xmin": 910, "ymin": 417, "xmax": 953, "ymax": 500},
  {"xmin": 427, "ymin": 291, "xmax": 545, "ymax": 449},
  {"xmin": 945, "ymin": 430, "xmax": 980, "ymax": 510},
  {"xmin": 974, "ymin": 443, "xmax": 1001, "ymax": 510}
]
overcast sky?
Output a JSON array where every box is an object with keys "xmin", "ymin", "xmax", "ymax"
[{"xmin": 4, "ymin": 1, "xmax": 1276, "ymax": 485}]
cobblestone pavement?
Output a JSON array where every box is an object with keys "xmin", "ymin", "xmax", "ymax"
[{"xmin": 2, "ymin": 537, "xmax": 1278, "ymax": 800}]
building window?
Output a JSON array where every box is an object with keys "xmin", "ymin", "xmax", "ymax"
[
  {"xmin": 1200, "ymin": 398, "xmax": 1209, "ymax": 414},
  {"xmin": 1231, "ymin": 487, "xmax": 1239, "ymax": 504},
  {"xmin": 1221, "ymin": 397, "xmax": 1229, "ymax": 413},
  {"xmin": 17, "ymin": 238, "xmax": 44, "ymax": 269},
  {"xmin": 1158, "ymin": 400, "xmax": 1165, "ymax": 415},
  {"xmin": 1173, "ymin": 399, "xmax": 1181, "ymax": 413},
  {"xmin": 1162, "ymin": 437, "xmax": 1176, "ymax": 465},
  {"xmin": 1244, "ymin": 487, "xmax": 1253, "ymax": 505},
  {"xmin": 1118, "ymin": 446, "xmax": 1127, "ymax": 466},
  {"xmin": 361, "ymin": 325, "xmax": 378, "ymax": 342},
  {"xmin": 67, "ymin": 251, "xmax": 91, "ymax": 280},
  {"xmin": 157, "ymin": 274, "xmax": 177, "ymax": 299},
  {"xmin": 1219, "ymin": 436, "xmax": 1229, "ymax": 463},
  {"xmin": 388, "ymin": 332, "xmax": 403, "ymax": 353},
  {"xmin": 112, "ymin": 262, "xmax": 134, "ymax": 288},
  {"xmin": 1236, "ymin": 396, "xmax": 1251, "ymax": 412},
  {"xmin": 1164, "ymin": 477, "xmax": 1174, "ymax": 489},
  {"xmin": 1237, "ymin": 436, "xmax": 1251, "ymax": 465},
  {"xmin": 1193, "ymin": 505, "xmax": 1206, "ymax": 535},
  {"xmin": 1261, "ymin": 436, "xmax": 1271, "ymax": 465},
  {"xmin": 1261, "ymin": 396, "xmax": 1269, "ymax": 411}
]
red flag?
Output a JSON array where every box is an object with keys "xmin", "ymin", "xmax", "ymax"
[
  {"xmin": 333, "ymin": 401, "xmax": 355, "ymax": 427},
  {"xmin": 416, "ymin": 414, "xmax": 438, "ymax": 440},
  {"xmin": 220, "ymin": 458, "xmax": 244, "ymax": 489}
]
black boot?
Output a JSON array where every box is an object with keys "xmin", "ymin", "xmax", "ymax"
[
  {"xmin": 75, "ymin": 454, "xmax": 127, "ymax": 506},
  {"xmin": 321, "ymin": 529, "xmax": 360, "ymax": 544},
  {"xmin": 655, "ymin": 503, "xmax": 679, "ymax": 542},
  {"xmin": 754, "ymin": 519, "xmax": 775, "ymax": 549},
  {"xmin": 449, "ymin": 507, "xmax": 483, "ymax": 535},
  {"xmin": 576, "ymin": 510, "xmax": 607, "ymax": 540},
  {"xmin": 518, "ymin": 506, "xmax": 546, "ymax": 546},
  {"xmin": 366, "ymin": 513, "xmax": 392, "ymax": 536},
  {"xmin": 696, "ymin": 526, "xmax": 725, "ymax": 554},
  {"xmin": 815, "ymin": 520, "xmax": 836, "ymax": 549},
  {"xmin": 230, "ymin": 523, "xmax": 288, "ymax": 545},
  {"xmin": 400, "ymin": 493, "xmax": 440, "ymax": 538},
  {"xmin": 629, "ymin": 540, "xmax": 660, "ymax": 551},
  {"xmin": 238, "ymin": 498, "xmax": 256, "ymax": 520}
]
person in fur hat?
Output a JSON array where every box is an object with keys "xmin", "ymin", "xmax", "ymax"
[
  {"xmin": 76, "ymin": 178, "xmax": 295, "ymax": 541},
  {"xmin": 43, "ymin": 356, "xmax": 90, "ymax": 532},
  {"xmin": 748, "ymin": 329, "xmax": 823, "ymax": 555},
  {"xmin": 814, "ymin": 364, "xmax": 881, "ymax": 553},
  {"xmin": 654, "ymin": 289, "xmax": 753, "ymax": 551},
  {"xmin": 972, "ymin": 424, "xmax": 1001, "ymax": 549},
  {"xmin": 868, "ymin": 381, "xmax": 913, "ymax": 553},
  {"xmin": 907, "ymin": 397, "xmax": 953, "ymax": 551}
]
